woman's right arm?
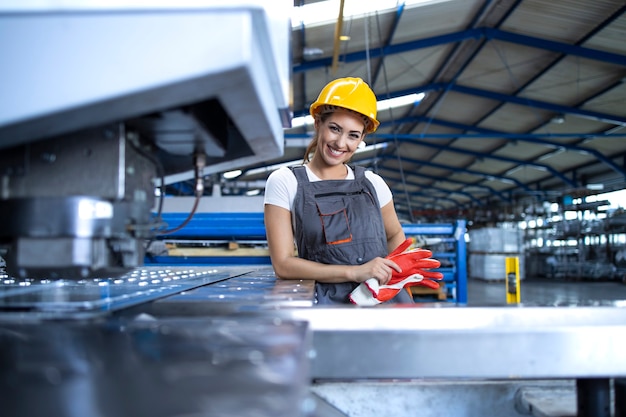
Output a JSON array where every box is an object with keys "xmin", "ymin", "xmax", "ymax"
[{"xmin": 264, "ymin": 203, "xmax": 399, "ymax": 284}]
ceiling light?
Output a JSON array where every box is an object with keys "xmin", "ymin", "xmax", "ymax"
[
  {"xmin": 290, "ymin": 115, "xmax": 314, "ymax": 129},
  {"xmin": 292, "ymin": 0, "xmax": 454, "ymax": 28},
  {"xmin": 355, "ymin": 142, "xmax": 388, "ymax": 154},
  {"xmin": 505, "ymin": 166, "xmax": 523, "ymax": 176},
  {"xmin": 550, "ymin": 114, "xmax": 565, "ymax": 124},
  {"xmin": 377, "ymin": 93, "xmax": 425, "ymax": 111},
  {"xmin": 289, "ymin": 93, "xmax": 424, "ymax": 128},
  {"xmin": 245, "ymin": 143, "xmax": 387, "ymax": 176},
  {"xmin": 222, "ymin": 169, "xmax": 242, "ymax": 179},
  {"xmin": 245, "ymin": 160, "xmax": 300, "ymax": 177},
  {"xmin": 303, "ymin": 47, "xmax": 324, "ymax": 58}
]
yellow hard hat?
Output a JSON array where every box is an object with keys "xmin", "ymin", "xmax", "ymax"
[{"xmin": 310, "ymin": 77, "xmax": 380, "ymax": 133}]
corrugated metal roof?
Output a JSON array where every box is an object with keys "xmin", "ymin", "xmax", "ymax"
[{"xmin": 223, "ymin": 0, "xmax": 626, "ymax": 222}]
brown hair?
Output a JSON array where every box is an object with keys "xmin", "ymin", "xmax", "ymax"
[{"xmin": 302, "ymin": 106, "xmax": 368, "ymax": 163}]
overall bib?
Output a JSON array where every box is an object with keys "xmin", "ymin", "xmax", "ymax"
[{"xmin": 291, "ymin": 165, "xmax": 414, "ymax": 305}]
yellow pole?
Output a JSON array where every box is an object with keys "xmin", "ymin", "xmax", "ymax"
[
  {"xmin": 505, "ymin": 256, "xmax": 521, "ymax": 304},
  {"xmin": 330, "ymin": 0, "xmax": 345, "ymax": 76}
]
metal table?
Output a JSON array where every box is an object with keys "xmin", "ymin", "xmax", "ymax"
[{"xmin": 1, "ymin": 266, "xmax": 625, "ymax": 416}]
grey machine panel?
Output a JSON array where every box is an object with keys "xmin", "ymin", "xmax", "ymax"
[
  {"xmin": 0, "ymin": 1, "xmax": 290, "ymax": 178},
  {"xmin": 0, "ymin": 1, "xmax": 291, "ymax": 278}
]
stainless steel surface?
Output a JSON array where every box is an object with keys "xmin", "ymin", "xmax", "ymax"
[
  {"xmin": 0, "ymin": 316, "xmax": 310, "ymax": 417},
  {"xmin": 0, "ymin": 266, "xmax": 255, "ymax": 319},
  {"xmin": 1, "ymin": 266, "xmax": 626, "ymax": 416},
  {"xmin": 156, "ymin": 267, "xmax": 315, "ymax": 309},
  {"xmin": 515, "ymin": 385, "xmax": 577, "ymax": 417},
  {"xmin": 308, "ymin": 393, "xmax": 349, "ymax": 417},
  {"xmin": 311, "ymin": 380, "xmax": 571, "ymax": 417},
  {"xmin": 282, "ymin": 306, "xmax": 626, "ymax": 380},
  {"xmin": 107, "ymin": 270, "xmax": 626, "ymax": 381}
]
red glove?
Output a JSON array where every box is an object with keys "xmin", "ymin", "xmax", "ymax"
[{"xmin": 349, "ymin": 239, "xmax": 444, "ymax": 306}]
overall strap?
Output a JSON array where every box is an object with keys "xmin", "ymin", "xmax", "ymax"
[
  {"xmin": 351, "ymin": 165, "xmax": 366, "ymax": 181},
  {"xmin": 289, "ymin": 165, "xmax": 309, "ymax": 183}
]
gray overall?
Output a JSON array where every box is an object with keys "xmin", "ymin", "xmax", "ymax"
[{"xmin": 291, "ymin": 165, "xmax": 414, "ymax": 305}]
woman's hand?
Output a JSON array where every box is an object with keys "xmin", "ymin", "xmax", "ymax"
[{"xmin": 350, "ymin": 257, "xmax": 402, "ymax": 285}]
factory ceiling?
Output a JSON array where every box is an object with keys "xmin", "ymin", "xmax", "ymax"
[{"xmin": 188, "ymin": 0, "xmax": 626, "ymax": 222}]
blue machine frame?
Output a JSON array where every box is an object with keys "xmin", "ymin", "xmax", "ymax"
[{"xmin": 147, "ymin": 213, "xmax": 468, "ymax": 303}]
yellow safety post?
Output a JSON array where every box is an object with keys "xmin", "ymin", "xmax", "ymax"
[{"xmin": 505, "ymin": 256, "xmax": 521, "ymax": 304}]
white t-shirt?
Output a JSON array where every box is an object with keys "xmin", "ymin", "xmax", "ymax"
[{"xmin": 264, "ymin": 165, "xmax": 393, "ymax": 211}]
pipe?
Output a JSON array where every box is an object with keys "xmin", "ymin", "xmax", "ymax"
[{"xmin": 330, "ymin": 0, "xmax": 345, "ymax": 76}]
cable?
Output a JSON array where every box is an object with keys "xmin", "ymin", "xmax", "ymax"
[
  {"xmin": 157, "ymin": 151, "xmax": 205, "ymax": 235},
  {"xmin": 128, "ymin": 137, "xmax": 166, "ymax": 223},
  {"xmin": 374, "ymin": 10, "xmax": 415, "ymax": 222},
  {"xmin": 364, "ymin": 11, "xmax": 371, "ymax": 85},
  {"xmin": 126, "ymin": 131, "xmax": 169, "ymax": 240}
]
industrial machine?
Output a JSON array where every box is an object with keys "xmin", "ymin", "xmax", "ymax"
[
  {"xmin": 0, "ymin": 0, "xmax": 290, "ymax": 279},
  {"xmin": 1, "ymin": 2, "xmax": 626, "ymax": 417},
  {"xmin": 0, "ymin": 3, "xmax": 306, "ymax": 415}
]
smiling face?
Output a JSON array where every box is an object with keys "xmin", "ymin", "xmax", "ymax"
[{"xmin": 313, "ymin": 108, "xmax": 366, "ymax": 168}]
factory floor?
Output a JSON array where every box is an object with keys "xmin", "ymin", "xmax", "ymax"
[{"xmin": 466, "ymin": 276, "xmax": 626, "ymax": 306}]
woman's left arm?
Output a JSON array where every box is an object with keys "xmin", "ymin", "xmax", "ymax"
[{"xmin": 381, "ymin": 200, "xmax": 406, "ymax": 254}]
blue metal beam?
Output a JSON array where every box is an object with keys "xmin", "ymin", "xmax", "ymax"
[
  {"xmin": 293, "ymin": 81, "xmax": 626, "ymax": 126},
  {"xmin": 286, "ymin": 132, "xmax": 574, "ymax": 186},
  {"xmin": 394, "ymin": 190, "xmax": 463, "ymax": 207},
  {"xmin": 156, "ymin": 213, "xmax": 267, "ymax": 240},
  {"xmin": 357, "ymin": 156, "xmax": 502, "ymax": 208},
  {"xmin": 391, "ymin": 189, "xmax": 496, "ymax": 210},
  {"xmin": 293, "ymin": 28, "xmax": 485, "ymax": 73},
  {"xmin": 428, "ymin": 5, "xmax": 626, "ymax": 176},
  {"xmin": 372, "ymin": 83, "xmax": 626, "ymax": 127},
  {"xmin": 286, "ymin": 10, "xmax": 626, "ymax": 206},
  {"xmin": 395, "ymin": 200, "xmax": 447, "ymax": 212},
  {"xmin": 371, "ymin": 134, "xmax": 577, "ymax": 187},
  {"xmin": 375, "ymin": 130, "xmax": 626, "ymax": 140},
  {"xmin": 356, "ymin": 162, "xmax": 524, "ymax": 212},
  {"xmin": 285, "ymin": 133, "xmax": 534, "ymax": 192},
  {"xmin": 390, "ymin": 116, "xmax": 626, "ymax": 178},
  {"xmin": 374, "ymin": 156, "xmax": 508, "ymax": 201},
  {"xmin": 389, "ymin": 178, "xmax": 483, "ymax": 206},
  {"xmin": 292, "ymin": 27, "xmax": 626, "ymax": 73},
  {"xmin": 396, "ymin": 0, "xmax": 514, "ymax": 165},
  {"xmin": 449, "ymin": 84, "xmax": 626, "ymax": 127},
  {"xmin": 165, "ymin": 181, "xmax": 195, "ymax": 196},
  {"xmin": 371, "ymin": 2, "xmax": 405, "ymax": 88},
  {"xmin": 484, "ymin": 27, "xmax": 626, "ymax": 67},
  {"xmin": 383, "ymin": 168, "xmax": 472, "ymax": 211},
  {"xmin": 376, "ymin": 166, "xmax": 487, "ymax": 206}
]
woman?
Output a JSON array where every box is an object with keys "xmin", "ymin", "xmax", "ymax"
[{"xmin": 264, "ymin": 77, "xmax": 413, "ymax": 305}]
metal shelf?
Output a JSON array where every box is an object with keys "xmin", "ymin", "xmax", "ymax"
[{"xmin": 402, "ymin": 220, "xmax": 468, "ymax": 304}]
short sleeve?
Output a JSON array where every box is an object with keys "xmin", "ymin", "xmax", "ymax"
[
  {"xmin": 364, "ymin": 170, "xmax": 393, "ymax": 207},
  {"xmin": 264, "ymin": 166, "xmax": 298, "ymax": 211}
]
